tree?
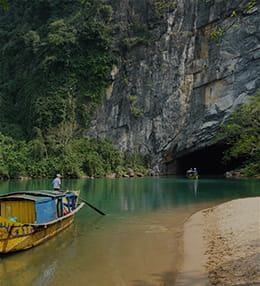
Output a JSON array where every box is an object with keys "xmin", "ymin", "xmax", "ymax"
[
  {"xmin": 216, "ymin": 94, "xmax": 260, "ymax": 175},
  {"xmin": 0, "ymin": 0, "xmax": 8, "ymax": 10},
  {"xmin": 0, "ymin": 1, "xmax": 114, "ymax": 140}
]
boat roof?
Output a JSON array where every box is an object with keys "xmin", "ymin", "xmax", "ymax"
[{"xmin": 0, "ymin": 190, "xmax": 76, "ymax": 202}]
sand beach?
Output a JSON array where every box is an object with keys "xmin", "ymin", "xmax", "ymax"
[{"xmin": 175, "ymin": 197, "xmax": 260, "ymax": 286}]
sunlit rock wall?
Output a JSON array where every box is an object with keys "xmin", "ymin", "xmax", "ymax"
[{"xmin": 87, "ymin": 0, "xmax": 260, "ymax": 173}]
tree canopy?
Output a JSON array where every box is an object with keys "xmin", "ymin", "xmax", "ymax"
[
  {"xmin": 216, "ymin": 94, "xmax": 260, "ymax": 176},
  {"xmin": 0, "ymin": 0, "xmax": 114, "ymax": 140}
]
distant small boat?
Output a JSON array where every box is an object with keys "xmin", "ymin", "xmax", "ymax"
[
  {"xmin": 186, "ymin": 173, "xmax": 199, "ymax": 179},
  {"xmin": 186, "ymin": 169, "xmax": 199, "ymax": 179},
  {"xmin": 0, "ymin": 190, "xmax": 84, "ymax": 253}
]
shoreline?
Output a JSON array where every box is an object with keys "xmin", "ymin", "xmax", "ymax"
[{"xmin": 175, "ymin": 197, "xmax": 260, "ymax": 286}]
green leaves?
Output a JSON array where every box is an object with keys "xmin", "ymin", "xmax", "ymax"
[
  {"xmin": 0, "ymin": 0, "xmax": 8, "ymax": 10},
  {"xmin": 210, "ymin": 28, "xmax": 225, "ymax": 40},
  {"xmin": 47, "ymin": 19, "xmax": 77, "ymax": 46},
  {"xmin": 0, "ymin": 131, "xmax": 149, "ymax": 179},
  {"xmin": 245, "ymin": 1, "xmax": 256, "ymax": 11},
  {"xmin": 216, "ymin": 95, "xmax": 260, "ymax": 176},
  {"xmin": 130, "ymin": 96, "xmax": 144, "ymax": 118},
  {"xmin": 23, "ymin": 30, "xmax": 41, "ymax": 53},
  {"xmin": 230, "ymin": 11, "xmax": 237, "ymax": 17},
  {"xmin": 153, "ymin": 0, "xmax": 176, "ymax": 17},
  {"xmin": 0, "ymin": 1, "xmax": 114, "ymax": 140},
  {"xmin": 209, "ymin": 1, "xmax": 257, "ymax": 41}
]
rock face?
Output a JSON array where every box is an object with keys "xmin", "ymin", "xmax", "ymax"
[{"xmin": 87, "ymin": 0, "xmax": 260, "ymax": 173}]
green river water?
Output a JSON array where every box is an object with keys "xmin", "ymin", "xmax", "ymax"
[{"xmin": 0, "ymin": 177, "xmax": 259, "ymax": 286}]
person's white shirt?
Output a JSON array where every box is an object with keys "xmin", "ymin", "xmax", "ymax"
[{"xmin": 52, "ymin": 174, "xmax": 61, "ymax": 190}]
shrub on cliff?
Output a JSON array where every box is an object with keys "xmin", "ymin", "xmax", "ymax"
[{"xmin": 217, "ymin": 94, "xmax": 260, "ymax": 176}]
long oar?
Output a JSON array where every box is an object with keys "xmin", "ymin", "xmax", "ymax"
[{"xmin": 79, "ymin": 197, "xmax": 106, "ymax": 216}]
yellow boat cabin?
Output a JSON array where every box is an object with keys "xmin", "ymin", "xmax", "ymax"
[{"xmin": 0, "ymin": 190, "xmax": 84, "ymax": 253}]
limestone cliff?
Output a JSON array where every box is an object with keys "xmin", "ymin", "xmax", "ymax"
[{"xmin": 87, "ymin": 0, "xmax": 260, "ymax": 174}]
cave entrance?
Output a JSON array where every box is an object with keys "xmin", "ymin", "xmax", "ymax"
[{"xmin": 165, "ymin": 144, "xmax": 242, "ymax": 176}]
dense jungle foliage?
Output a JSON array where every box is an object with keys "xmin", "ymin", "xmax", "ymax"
[
  {"xmin": 0, "ymin": 0, "xmax": 153, "ymax": 178},
  {"xmin": 216, "ymin": 95, "xmax": 260, "ymax": 177},
  {"xmin": 0, "ymin": 0, "xmax": 115, "ymax": 140},
  {"xmin": 0, "ymin": 132, "xmax": 150, "ymax": 178}
]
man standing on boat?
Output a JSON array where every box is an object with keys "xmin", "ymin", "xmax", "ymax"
[{"xmin": 52, "ymin": 174, "xmax": 62, "ymax": 191}]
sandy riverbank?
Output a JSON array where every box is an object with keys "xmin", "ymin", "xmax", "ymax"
[{"xmin": 175, "ymin": 197, "xmax": 260, "ymax": 286}]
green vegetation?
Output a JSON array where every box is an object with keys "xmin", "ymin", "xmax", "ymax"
[
  {"xmin": 120, "ymin": 20, "xmax": 152, "ymax": 53},
  {"xmin": 0, "ymin": 0, "xmax": 114, "ymax": 140},
  {"xmin": 152, "ymin": 0, "xmax": 176, "ymax": 18},
  {"xmin": 129, "ymin": 96, "xmax": 144, "ymax": 118},
  {"xmin": 0, "ymin": 132, "xmax": 151, "ymax": 179},
  {"xmin": 0, "ymin": 0, "xmax": 8, "ymax": 10},
  {"xmin": 209, "ymin": 1, "xmax": 257, "ymax": 40},
  {"xmin": 216, "ymin": 95, "xmax": 260, "ymax": 176},
  {"xmin": 0, "ymin": 1, "xmax": 151, "ymax": 179}
]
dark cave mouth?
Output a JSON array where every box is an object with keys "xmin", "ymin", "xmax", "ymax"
[{"xmin": 166, "ymin": 144, "xmax": 243, "ymax": 176}]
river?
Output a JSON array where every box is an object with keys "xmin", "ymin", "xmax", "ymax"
[{"xmin": 0, "ymin": 177, "xmax": 259, "ymax": 286}]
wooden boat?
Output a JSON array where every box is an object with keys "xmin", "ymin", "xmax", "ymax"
[
  {"xmin": 186, "ymin": 173, "xmax": 199, "ymax": 179},
  {"xmin": 0, "ymin": 190, "xmax": 84, "ymax": 253},
  {"xmin": 186, "ymin": 171, "xmax": 199, "ymax": 179}
]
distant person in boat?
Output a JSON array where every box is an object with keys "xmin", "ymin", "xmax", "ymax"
[
  {"xmin": 186, "ymin": 168, "xmax": 198, "ymax": 177},
  {"xmin": 186, "ymin": 168, "xmax": 193, "ymax": 176},
  {"xmin": 52, "ymin": 174, "xmax": 62, "ymax": 191}
]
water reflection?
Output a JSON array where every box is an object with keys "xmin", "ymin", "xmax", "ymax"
[
  {"xmin": 0, "ymin": 177, "xmax": 259, "ymax": 286},
  {"xmin": 0, "ymin": 224, "xmax": 77, "ymax": 286},
  {"xmin": 187, "ymin": 179, "xmax": 198, "ymax": 197},
  {"xmin": 93, "ymin": 178, "xmax": 256, "ymax": 216}
]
